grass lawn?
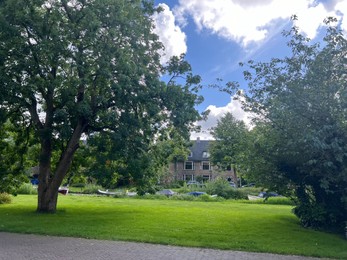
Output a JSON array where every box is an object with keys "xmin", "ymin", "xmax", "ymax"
[{"xmin": 0, "ymin": 195, "xmax": 346, "ymax": 259}]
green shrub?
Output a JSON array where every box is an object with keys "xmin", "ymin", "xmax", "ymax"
[
  {"xmin": 177, "ymin": 182, "xmax": 190, "ymax": 193},
  {"xmin": 225, "ymin": 189, "xmax": 247, "ymax": 199},
  {"xmin": 17, "ymin": 183, "xmax": 38, "ymax": 195},
  {"xmin": 293, "ymin": 201, "xmax": 328, "ymax": 229},
  {"xmin": 69, "ymin": 175, "xmax": 88, "ymax": 186},
  {"xmin": 205, "ymin": 178, "xmax": 247, "ymax": 199},
  {"xmin": 239, "ymin": 187, "xmax": 262, "ymax": 196},
  {"xmin": 83, "ymin": 184, "xmax": 103, "ymax": 194},
  {"xmin": 169, "ymin": 194, "xmax": 224, "ymax": 202},
  {"xmin": 161, "ymin": 181, "xmax": 182, "ymax": 189},
  {"xmin": 71, "ymin": 183, "xmax": 86, "ymax": 188},
  {"xmin": 166, "ymin": 180, "xmax": 184, "ymax": 188},
  {"xmin": 199, "ymin": 193, "xmax": 215, "ymax": 202},
  {"xmin": 113, "ymin": 193, "xmax": 127, "ymax": 198},
  {"xmin": 266, "ymin": 197, "xmax": 294, "ymax": 205},
  {"xmin": 242, "ymin": 196, "xmax": 294, "ymax": 205},
  {"xmin": 172, "ymin": 194, "xmax": 197, "ymax": 201},
  {"xmin": 0, "ymin": 193, "xmax": 12, "ymax": 204},
  {"xmin": 139, "ymin": 194, "xmax": 168, "ymax": 200}
]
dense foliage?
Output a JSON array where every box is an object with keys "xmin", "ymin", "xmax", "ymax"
[
  {"xmin": 0, "ymin": 120, "xmax": 31, "ymax": 194},
  {"xmin": 239, "ymin": 18, "xmax": 347, "ymax": 232},
  {"xmin": 209, "ymin": 113, "xmax": 249, "ymax": 187}
]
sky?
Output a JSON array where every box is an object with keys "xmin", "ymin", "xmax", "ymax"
[{"xmin": 152, "ymin": 0, "xmax": 347, "ymax": 140}]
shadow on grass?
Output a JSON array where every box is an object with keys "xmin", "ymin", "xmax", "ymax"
[{"xmin": 0, "ymin": 202, "xmax": 143, "ymax": 241}]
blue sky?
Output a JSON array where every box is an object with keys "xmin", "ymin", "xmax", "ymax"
[{"xmin": 152, "ymin": 0, "xmax": 347, "ymax": 139}]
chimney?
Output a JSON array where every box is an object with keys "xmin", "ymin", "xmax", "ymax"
[{"xmin": 196, "ymin": 137, "xmax": 200, "ymax": 142}]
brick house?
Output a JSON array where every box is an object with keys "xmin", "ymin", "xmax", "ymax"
[{"xmin": 169, "ymin": 138, "xmax": 234, "ymax": 183}]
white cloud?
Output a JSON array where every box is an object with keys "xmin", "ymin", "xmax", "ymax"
[
  {"xmin": 191, "ymin": 96, "xmax": 252, "ymax": 140},
  {"xmin": 174, "ymin": 0, "xmax": 344, "ymax": 47},
  {"xmin": 335, "ymin": 0, "xmax": 347, "ymax": 34},
  {"xmin": 152, "ymin": 4, "xmax": 187, "ymax": 64}
]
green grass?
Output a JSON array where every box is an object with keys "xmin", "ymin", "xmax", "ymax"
[{"xmin": 1, "ymin": 195, "xmax": 346, "ymax": 259}]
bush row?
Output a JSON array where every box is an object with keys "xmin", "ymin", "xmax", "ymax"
[
  {"xmin": 116, "ymin": 193, "xmax": 226, "ymax": 202},
  {"xmin": 241, "ymin": 196, "xmax": 294, "ymax": 206},
  {"xmin": 10, "ymin": 181, "xmax": 292, "ymax": 206}
]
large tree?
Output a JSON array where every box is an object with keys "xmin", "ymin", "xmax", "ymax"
[
  {"xmin": 0, "ymin": 0, "xmax": 201, "ymax": 212},
  {"xmin": 239, "ymin": 18, "xmax": 347, "ymax": 232}
]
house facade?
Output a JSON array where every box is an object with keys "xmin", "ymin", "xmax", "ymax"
[{"xmin": 169, "ymin": 138, "xmax": 234, "ymax": 182}]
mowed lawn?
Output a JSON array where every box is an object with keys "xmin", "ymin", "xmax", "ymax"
[{"xmin": 0, "ymin": 195, "xmax": 346, "ymax": 259}]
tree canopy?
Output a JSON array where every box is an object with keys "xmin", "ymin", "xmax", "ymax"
[
  {"xmin": 239, "ymin": 18, "xmax": 347, "ymax": 232},
  {"xmin": 0, "ymin": 0, "xmax": 202, "ymax": 212},
  {"xmin": 209, "ymin": 113, "xmax": 249, "ymax": 187}
]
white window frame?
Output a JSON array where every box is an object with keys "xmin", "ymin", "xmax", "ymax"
[
  {"xmin": 202, "ymin": 175, "xmax": 211, "ymax": 181},
  {"xmin": 184, "ymin": 174, "xmax": 194, "ymax": 181},
  {"xmin": 184, "ymin": 161, "xmax": 194, "ymax": 170},
  {"xmin": 202, "ymin": 161, "xmax": 210, "ymax": 170}
]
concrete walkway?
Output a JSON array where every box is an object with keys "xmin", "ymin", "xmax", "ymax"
[{"xmin": 0, "ymin": 232, "xmax": 327, "ymax": 260}]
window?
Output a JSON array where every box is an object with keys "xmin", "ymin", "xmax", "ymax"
[
  {"xmin": 184, "ymin": 161, "xmax": 194, "ymax": 170},
  {"xmin": 202, "ymin": 161, "xmax": 210, "ymax": 170},
  {"xmin": 202, "ymin": 175, "xmax": 211, "ymax": 181},
  {"xmin": 188, "ymin": 151, "xmax": 193, "ymax": 157},
  {"xmin": 202, "ymin": 151, "xmax": 210, "ymax": 158},
  {"xmin": 184, "ymin": 174, "xmax": 194, "ymax": 181}
]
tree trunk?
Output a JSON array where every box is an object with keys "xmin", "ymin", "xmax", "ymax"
[
  {"xmin": 37, "ymin": 186, "xmax": 59, "ymax": 213},
  {"xmin": 37, "ymin": 129, "xmax": 56, "ymax": 213},
  {"xmin": 36, "ymin": 121, "xmax": 86, "ymax": 213},
  {"xmin": 232, "ymin": 164, "xmax": 238, "ymax": 188}
]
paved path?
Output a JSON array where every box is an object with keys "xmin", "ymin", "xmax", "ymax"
[{"xmin": 0, "ymin": 232, "xmax": 327, "ymax": 260}]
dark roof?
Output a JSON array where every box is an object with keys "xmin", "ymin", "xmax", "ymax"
[{"xmin": 188, "ymin": 140, "xmax": 211, "ymax": 161}]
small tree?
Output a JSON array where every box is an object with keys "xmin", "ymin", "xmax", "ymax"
[{"xmin": 209, "ymin": 113, "xmax": 249, "ymax": 187}]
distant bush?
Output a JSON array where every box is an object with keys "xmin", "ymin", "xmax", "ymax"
[
  {"xmin": 172, "ymin": 194, "xmax": 225, "ymax": 202},
  {"xmin": 165, "ymin": 180, "xmax": 184, "ymax": 189},
  {"xmin": 139, "ymin": 194, "xmax": 169, "ymax": 200},
  {"xmin": 205, "ymin": 178, "xmax": 246, "ymax": 199},
  {"xmin": 266, "ymin": 197, "xmax": 294, "ymax": 205},
  {"xmin": 69, "ymin": 175, "xmax": 88, "ymax": 186},
  {"xmin": 133, "ymin": 193, "xmax": 225, "ymax": 202},
  {"xmin": 225, "ymin": 189, "xmax": 246, "ymax": 199},
  {"xmin": 242, "ymin": 196, "xmax": 294, "ymax": 206},
  {"xmin": 17, "ymin": 183, "xmax": 38, "ymax": 195},
  {"xmin": 0, "ymin": 193, "xmax": 12, "ymax": 204},
  {"xmin": 171, "ymin": 194, "xmax": 197, "ymax": 201},
  {"xmin": 177, "ymin": 182, "xmax": 190, "ymax": 193},
  {"xmin": 199, "ymin": 194, "xmax": 217, "ymax": 202},
  {"xmin": 113, "ymin": 193, "xmax": 127, "ymax": 198},
  {"xmin": 71, "ymin": 183, "xmax": 86, "ymax": 188},
  {"xmin": 239, "ymin": 187, "xmax": 262, "ymax": 196},
  {"xmin": 83, "ymin": 184, "xmax": 103, "ymax": 194}
]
